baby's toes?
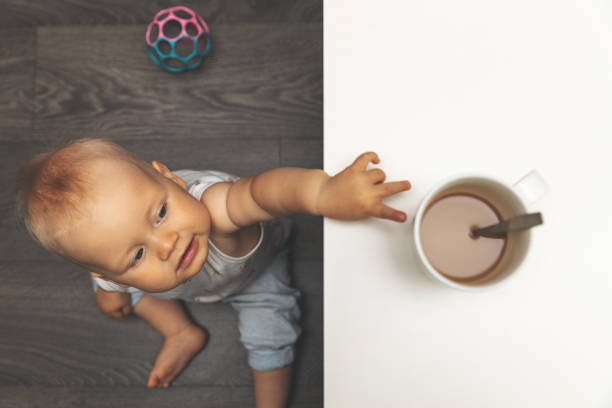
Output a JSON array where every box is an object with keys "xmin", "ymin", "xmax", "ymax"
[
  {"xmin": 159, "ymin": 370, "xmax": 178, "ymax": 387},
  {"xmin": 146, "ymin": 373, "xmax": 160, "ymax": 388},
  {"xmin": 147, "ymin": 370, "xmax": 172, "ymax": 388}
]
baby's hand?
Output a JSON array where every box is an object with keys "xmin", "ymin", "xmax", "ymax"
[
  {"xmin": 95, "ymin": 287, "xmax": 132, "ymax": 322},
  {"xmin": 316, "ymin": 152, "xmax": 411, "ymax": 222}
]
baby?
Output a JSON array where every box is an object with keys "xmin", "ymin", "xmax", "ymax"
[{"xmin": 14, "ymin": 138, "xmax": 411, "ymax": 408}]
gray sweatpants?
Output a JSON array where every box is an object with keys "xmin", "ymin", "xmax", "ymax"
[{"xmin": 223, "ymin": 246, "xmax": 302, "ymax": 371}]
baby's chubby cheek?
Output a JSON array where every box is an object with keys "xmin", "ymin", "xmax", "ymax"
[
  {"xmin": 196, "ymin": 202, "xmax": 213, "ymax": 237},
  {"xmin": 170, "ymin": 179, "xmax": 211, "ymax": 230}
]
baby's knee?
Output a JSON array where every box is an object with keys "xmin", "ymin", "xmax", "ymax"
[{"xmin": 234, "ymin": 294, "xmax": 302, "ymax": 371}]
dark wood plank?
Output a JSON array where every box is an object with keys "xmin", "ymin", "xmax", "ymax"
[
  {"xmin": 290, "ymin": 215, "xmax": 323, "ymax": 261},
  {"xmin": 0, "ymin": 385, "xmax": 323, "ymax": 408},
  {"xmin": 0, "ymin": 29, "xmax": 36, "ymax": 130},
  {"xmin": 281, "ymin": 138, "xmax": 323, "ymax": 169},
  {"xmin": 31, "ymin": 24, "xmax": 322, "ymax": 140},
  {"xmin": 117, "ymin": 137, "xmax": 282, "ymax": 176},
  {"xmin": 0, "ymin": 259, "xmax": 322, "ymax": 391},
  {"xmin": 0, "ymin": 0, "xmax": 322, "ymax": 27},
  {"xmin": 290, "ymin": 261, "xmax": 323, "ymax": 394},
  {"xmin": 0, "ymin": 386, "xmax": 323, "ymax": 408},
  {"xmin": 292, "ymin": 260, "xmax": 322, "ymax": 298}
]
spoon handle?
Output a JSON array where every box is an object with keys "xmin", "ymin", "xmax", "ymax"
[{"xmin": 471, "ymin": 212, "xmax": 543, "ymax": 239}]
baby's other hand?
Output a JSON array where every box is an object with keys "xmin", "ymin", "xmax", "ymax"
[
  {"xmin": 94, "ymin": 288, "xmax": 132, "ymax": 321},
  {"xmin": 316, "ymin": 152, "xmax": 411, "ymax": 222}
]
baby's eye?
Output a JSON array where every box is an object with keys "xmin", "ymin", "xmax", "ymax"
[
  {"xmin": 133, "ymin": 248, "xmax": 144, "ymax": 264},
  {"xmin": 157, "ymin": 203, "xmax": 167, "ymax": 223}
]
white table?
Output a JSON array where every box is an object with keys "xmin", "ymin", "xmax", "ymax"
[{"xmin": 324, "ymin": 0, "xmax": 612, "ymax": 406}]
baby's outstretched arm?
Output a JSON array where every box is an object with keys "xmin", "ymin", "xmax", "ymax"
[{"xmin": 206, "ymin": 151, "xmax": 411, "ymax": 232}]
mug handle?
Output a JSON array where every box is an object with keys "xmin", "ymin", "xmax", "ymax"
[{"xmin": 512, "ymin": 170, "xmax": 549, "ymax": 206}]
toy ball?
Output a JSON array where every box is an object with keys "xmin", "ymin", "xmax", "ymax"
[{"xmin": 145, "ymin": 6, "xmax": 211, "ymax": 73}]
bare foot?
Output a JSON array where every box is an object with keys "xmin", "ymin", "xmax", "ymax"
[{"xmin": 146, "ymin": 324, "xmax": 206, "ymax": 388}]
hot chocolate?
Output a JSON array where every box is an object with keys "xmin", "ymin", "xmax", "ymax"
[{"xmin": 420, "ymin": 193, "xmax": 506, "ymax": 281}]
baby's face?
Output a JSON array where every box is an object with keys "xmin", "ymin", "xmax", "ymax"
[{"xmin": 64, "ymin": 158, "xmax": 211, "ymax": 292}]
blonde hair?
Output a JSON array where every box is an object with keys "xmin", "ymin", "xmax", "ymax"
[{"xmin": 14, "ymin": 138, "xmax": 150, "ymax": 255}]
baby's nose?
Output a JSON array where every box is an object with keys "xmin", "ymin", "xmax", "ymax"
[{"xmin": 155, "ymin": 230, "xmax": 179, "ymax": 261}]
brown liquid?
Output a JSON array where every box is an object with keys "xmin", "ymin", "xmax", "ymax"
[{"xmin": 420, "ymin": 193, "xmax": 506, "ymax": 281}]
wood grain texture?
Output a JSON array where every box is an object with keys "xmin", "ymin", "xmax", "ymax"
[
  {"xmin": 281, "ymin": 138, "xmax": 322, "ymax": 169},
  {"xmin": 0, "ymin": 385, "xmax": 323, "ymax": 408},
  {"xmin": 0, "ymin": 29, "xmax": 36, "ymax": 129},
  {"xmin": 290, "ymin": 215, "xmax": 323, "ymax": 261},
  {"xmin": 0, "ymin": 0, "xmax": 322, "ymax": 27},
  {"xmin": 28, "ymin": 24, "xmax": 322, "ymax": 141}
]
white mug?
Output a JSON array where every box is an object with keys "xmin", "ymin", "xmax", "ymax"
[{"xmin": 412, "ymin": 170, "xmax": 548, "ymax": 291}]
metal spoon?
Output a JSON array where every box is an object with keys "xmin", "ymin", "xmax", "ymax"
[{"xmin": 470, "ymin": 212, "xmax": 543, "ymax": 239}]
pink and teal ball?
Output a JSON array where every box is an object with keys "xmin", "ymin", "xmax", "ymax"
[{"xmin": 145, "ymin": 6, "xmax": 211, "ymax": 73}]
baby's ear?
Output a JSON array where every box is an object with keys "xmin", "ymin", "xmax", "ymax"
[{"xmin": 151, "ymin": 161, "xmax": 187, "ymax": 190}]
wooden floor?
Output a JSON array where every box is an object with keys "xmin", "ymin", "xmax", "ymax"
[{"xmin": 0, "ymin": 1, "xmax": 322, "ymax": 407}]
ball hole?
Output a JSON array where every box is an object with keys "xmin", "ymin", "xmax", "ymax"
[
  {"xmin": 186, "ymin": 22, "xmax": 199, "ymax": 36},
  {"xmin": 197, "ymin": 36, "xmax": 208, "ymax": 54},
  {"xmin": 174, "ymin": 9, "xmax": 193, "ymax": 20},
  {"xmin": 196, "ymin": 16, "xmax": 207, "ymax": 31},
  {"xmin": 156, "ymin": 12, "xmax": 170, "ymax": 22},
  {"xmin": 166, "ymin": 58, "xmax": 184, "ymax": 69},
  {"xmin": 148, "ymin": 24, "xmax": 159, "ymax": 43},
  {"xmin": 176, "ymin": 38, "xmax": 194, "ymax": 58},
  {"xmin": 187, "ymin": 56, "xmax": 201, "ymax": 67},
  {"xmin": 162, "ymin": 20, "xmax": 182, "ymax": 39},
  {"xmin": 158, "ymin": 40, "xmax": 172, "ymax": 55}
]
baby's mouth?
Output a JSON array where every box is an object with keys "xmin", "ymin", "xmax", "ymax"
[{"xmin": 178, "ymin": 237, "xmax": 196, "ymax": 271}]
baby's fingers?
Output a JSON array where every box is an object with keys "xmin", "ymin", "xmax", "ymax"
[
  {"xmin": 372, "ymin": 202, "xmax": 407, "ymax": 222},
  {"xmin": 109, "ymin": 311, "xmax": 124, "ymax": 321},
  {"xmin": 378, "ymin": 180, "xmax": 412, "ymax": 197},
  {"xmin": 116, "ymin": 313, "xmax": 129, "ymax": 322},
  {"xmin": 352, "ymin": 152, "xmax": 380, "ymax": 170},
  {"xmin": 121, "ymin": 304, "xmax": 132, "ymax": 316},
  {"xmin": 110, "ymin": 307, "xmax": 130, "ymax": 321},
  {"xmin": 369, "ymin": 180, "xmax": 411, "ymax": 222},
  {"xmin": 367, "ymin": 168, "xmax": 386, "ymax": 184}
]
